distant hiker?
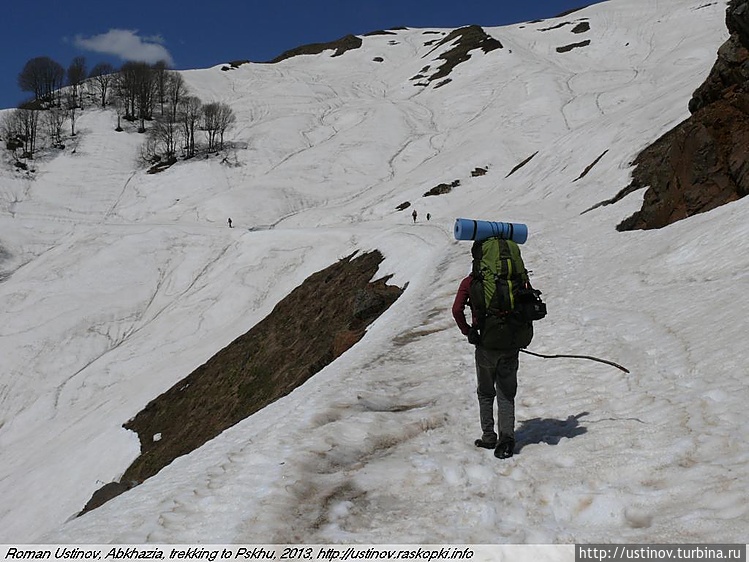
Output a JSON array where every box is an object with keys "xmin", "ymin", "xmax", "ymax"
[
  {"xmin": 426, "ymin": 213, "xmax": 431, "ymax": 221},
  {"xmin": 412, "ymin": 209, "xmax": 418, "ymax": 223},
  {"xmin": 452, "ymin": 237, "xmax": 539, "ymax": 459},
  {"xmin": 227, "ymin": 218, "xmax": 233, "ymax": 228}
]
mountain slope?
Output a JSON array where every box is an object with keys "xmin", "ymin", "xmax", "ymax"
[{"xmin": 2, "ymin": 0, "xmax": 747, "ymax": 544}]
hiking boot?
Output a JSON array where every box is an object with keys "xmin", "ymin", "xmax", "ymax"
[
  {"xmin": 494, "ymin": 439, "xmax": 515, "ymax": 459},
  {"xmin": 474, "ymin": 438, "xmax": 497, "ymax": 449},
  {"xmin": 475, "ymin": 432, "xmax": 497, "ymax": 449}
]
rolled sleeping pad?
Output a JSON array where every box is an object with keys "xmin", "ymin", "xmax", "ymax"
[{"xmin": 454, "ymin": 218, "xmax": 528, "ymax": 244}]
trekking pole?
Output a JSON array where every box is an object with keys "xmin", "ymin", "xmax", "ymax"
[{"xmin": 521, "ymin": 349, "xmax": 630, "ymax": 373}]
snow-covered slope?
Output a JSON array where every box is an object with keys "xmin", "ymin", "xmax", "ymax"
[{"xmin": 1, "ymin": 0, "xmax": 746, "ymax": 544}]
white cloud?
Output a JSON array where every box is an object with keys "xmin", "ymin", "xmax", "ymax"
[{"xmin": 74, "ymin": 28, "xmax": 175, "ymax": 66}]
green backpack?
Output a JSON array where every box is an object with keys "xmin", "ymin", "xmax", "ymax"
[{"xmin": 469, "ymin": 237, "xmax": 545, "ymax": 350}]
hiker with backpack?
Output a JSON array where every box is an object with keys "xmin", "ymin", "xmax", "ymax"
[{"xmin": 452, "ymin": 236, "xmax": 544, "ymax": 459}]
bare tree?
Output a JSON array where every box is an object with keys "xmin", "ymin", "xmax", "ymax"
[
  {"xmin": 151, "ymin": 114, "xmax": 180, "ymax": 159},
  {"xmin": 202, "ymin": 102, "xmax": 236, "ymax": 151},
  {"xmin": 6, "ymin": 106, "xmax": 42, "ymax": 158},
  {"xmin": 142, "ymin": 70, "xmax": 188, "ymax": 161},
  {"xmin": 151, "ymin": 60, "xmax": 170, "ymax": 116},
  {"xmin": 165, "ymin": 71, "xmax": 186, "ymax": 119},
  {"xmin": 89, "ymin": 62, "xmax": 116, "ymax": 107},
  {"xmin": 117, "ymin": 61, "xmax": 158, "ymax": 132},
  {"xmin": 117, "ymin": 61, "xmax": 146, "ymax": 122},
  {"xmin": 67, "ymin": 94, "xmax": 78, "ymax": 136},
  {"xmin": 202, "ymin": 102, "xmax": 221, "ymax": 151},
  {"xmin": 139, "ymin": 133, "xmax": 160, "ymax": 164},
  {"xmin": 44, "ymin": 106, "xmax": 67, "ymax": 147},
  {"xmin": 215, "ymin": 102, "xmax": 236, "ymax": 150},
  {"xmin": 112, "ymin": 95, "xmax": 125, "ymax": 131},
  {"xmin": 20, "ymin": 106, "xmax": 41, "ymax": 157},
  {"xmin": 18, "ymin": 57, "xmax": 65, "ymax": 105},
  {"xmin": 179, "ymin": 96, "xmax": 202, "ymax": 158},
  {"xmin": 1, "ymin": 111, "xmax": 24, "ymax": 154},
  {"xmin": 67, "ymin": 56, "xmax": 87, "ymax": 107}
]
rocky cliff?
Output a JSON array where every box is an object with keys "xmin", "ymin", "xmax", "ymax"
[{"xmin": 617, "ymin": 0, "xmax": 749, "ymax": 230}]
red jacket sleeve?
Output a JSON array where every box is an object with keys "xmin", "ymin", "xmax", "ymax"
[{"xmin": 452, "ymin": 275, "xmax": 475, "ymax": 336}]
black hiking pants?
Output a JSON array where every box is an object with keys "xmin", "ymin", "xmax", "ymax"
[{"xmin": 475, "ymin": 346, "xmax": 519, "ymax": 443}]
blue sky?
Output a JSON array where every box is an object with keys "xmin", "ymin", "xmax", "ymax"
[{"xmin": 1, "ymin": 0, "xmax": 606, "ymax": 110}]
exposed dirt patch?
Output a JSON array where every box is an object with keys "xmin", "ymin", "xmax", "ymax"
[
  {"xmin": 574, "ymin": 150, "xmax": 608, "ymax": 181},
  {"xmin": 572, "ymin": 22, "xmax": 591, "ymax": 34},
  {"xmin": 423, "ymin": 179, "xmax": 460, "ymax": 197},
  {"xmin": 221, "ymin": 60, "xmax": 250, "ymax": 71},
  {"xmin": 269, "ymin": 34, "xmax": 363, "ymax": 63},
  {"xmin": 420, "ymin": 25, "xmax": 503, "ymax": 85},
  {"xmin": 506, "ymin": 152, "xmax": 539, "ymax": 178},
  {"xmin": 363, "ymin": 30, "xmax": 398, "ymax": 37},
  {"xmin": 538, "ymin": 20, "xmax": 589, "ymax": 33}
]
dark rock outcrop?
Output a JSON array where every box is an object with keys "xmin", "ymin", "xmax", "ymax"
[
  {"xmin": 556, "ymin": 40, "xmax": 591, "ymax": 53},
  {"xmin": 82, "ymin": 250, "xmax": 402, "ymax": 513},
  {"xmin": 79, "ymin": 482, "xmax": 134, "ymax": 516},
  {"xmin": 618, "ymin": 0, "xmax": 749, "ymax": 230}
]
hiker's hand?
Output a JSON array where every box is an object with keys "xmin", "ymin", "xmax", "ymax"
[{"xmin": 467, "ymin": 327, "xmax": 480, "ymax": 345}]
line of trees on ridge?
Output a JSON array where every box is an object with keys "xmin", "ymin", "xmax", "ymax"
[{"xmin": 1, "ymin": 55, "xmax": 236, "ymax": 167}]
